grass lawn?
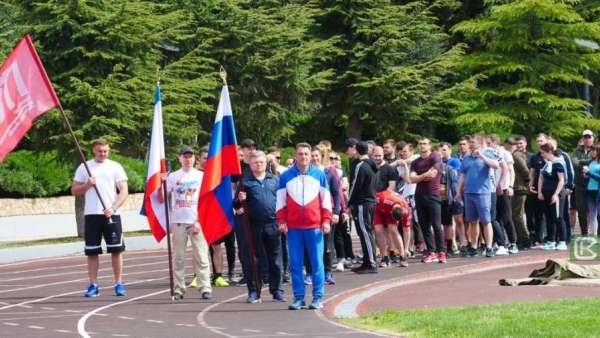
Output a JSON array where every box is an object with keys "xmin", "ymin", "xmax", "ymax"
[
  {"xmin": 342, "ymin": 297, "xmax": 600, "ymax": 338},
  {"xmin": 0, "ymin": 230, "xmax": 152, "ymax": 249}
]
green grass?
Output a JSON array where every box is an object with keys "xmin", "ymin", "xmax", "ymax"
[
  {"xmin": 342, "ymin": 297, "xmax": 600, "ymax": 338},
  {"xmin": 0, "ymin": 230, "xmax": 152, "ymax": 249}
]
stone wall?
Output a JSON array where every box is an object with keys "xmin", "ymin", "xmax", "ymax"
[{"xmin": 0, "ymin": 193, "xmax": 144, "ymax": 217}]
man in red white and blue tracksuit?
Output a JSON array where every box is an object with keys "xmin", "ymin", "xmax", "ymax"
[{"xmin": 276, "ymin": 143, "xmax": 332, "ymax": 310}]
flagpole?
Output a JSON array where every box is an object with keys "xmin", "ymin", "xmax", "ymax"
[
  {"xmin": 57, "ymin": 104, "xmax": 114, "ymax": 223},
  {"xmin": 220, "ymin": 68, "xmax": 262, "ymax": 298},
  {"xmin": 156, "ymin": 75, "xmax": 175, "ymax": 300}
]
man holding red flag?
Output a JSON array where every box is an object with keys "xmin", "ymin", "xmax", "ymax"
[{"xmin": 71, "ymin": 139, "xmax": 129, "ymax": 297}]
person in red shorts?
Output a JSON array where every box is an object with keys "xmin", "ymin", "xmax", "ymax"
[{"xmin": 374, "ymin": 190, "xmax": 411, "ymax": 267}]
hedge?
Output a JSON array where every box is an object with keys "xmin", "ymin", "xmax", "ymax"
[{"xmin": 0, "ymin": 151, "xmax": 146, "ymax": 198}]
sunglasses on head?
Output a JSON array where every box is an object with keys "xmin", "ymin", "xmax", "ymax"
[{"xmin": 330, "ymin": 156, "xmax": 339, "ymax": 160}]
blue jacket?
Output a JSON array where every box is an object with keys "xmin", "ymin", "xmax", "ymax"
[
  {"xmin": 443, "ymin": 158, "xmax": 462, "ymax": 207},
  {"xmin": 240, "ymin": 172, "xmax": 279, "ymax": 225}
]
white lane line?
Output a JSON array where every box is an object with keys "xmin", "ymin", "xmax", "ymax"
[
  {"xmin": 146, "ymin": 319, "xmax": 164, "ymax": 324},
  {"xmin": 0, "ymin": 276, "xmax": 165, "ymax": 311},
  {"xmin": 176, "ymin": 323, "xmax": 195, "ymax": 327},
  {"xmin": 3, "ymin": 322, "xmax": 19, "ymax": 326},
  {"xmin": 111, "ymin": 334, "xmax": 130, "ymax": 337},
  {"xmin": 0, "ymin": 267, "xmax": 169, "ymax": 295},
  {"xmin": 17, "ymin": 305, "xmax": 32, "ymax": 308},
  {"xmin": 1, "ymin": 314, "xmax": 81, "ymax": 321},
  {"xmin": 197, "ymin": 286, "xmax": 268, "ymax": 338},
  {"xmin": 93, "ymin": 313, "xmax": 107, "ymax": 317},
  {"xmin": 0, "ymin": 249, "xmax": 166, "ymax": 271},
  {"xmin": 77, "ymin": 288, "xmax": 170, "ymax": 338},
  {"xmin": 56, "ymin": 329, "xmax": 73, "ymax": 333},
  {"xmin": 64, "ymin": 309, "xmax": 83, "ymax": 313},
  {"xmin": 28, "ymin": 325, "xmax": 44, "ymax": 329},
  {"xmin": 41, "ymin": 307, "xmax": 56, "ymax": 310},
  {"xmin": 0, "ymin": 301, "xmax": 8, "ymax": 305},
  {"xmin": 0, "ymin": 260, "xmax": 167, "ymax": 282},
  {"xmin": 119, "ymin": 316, "xmax": 135, "ymax": 320},
  {"xmin": 242, "ymin": 329, "xmax": 262, "ymax": 333}
]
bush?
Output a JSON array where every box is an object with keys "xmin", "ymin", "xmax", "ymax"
[
  {"xmin": 110, "ymin": 154, "xmax": 145, "ymax": 193},
  {"xmin": 0, "ymin": 151, "xmax": 146, "ymax": 197},
  {"xmin": 0, "ymin": 150, "xmax": 71, "ymax": 197}
]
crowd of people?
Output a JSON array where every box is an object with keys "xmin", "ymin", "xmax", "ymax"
[{"xmin": 73, "ymin": 129, "xmax": 599, "ymax": 309}]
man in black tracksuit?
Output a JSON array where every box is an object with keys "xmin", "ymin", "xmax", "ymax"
[{"xmin": 346, "ymin": 140, "xmax": 378, "ymax": 274}]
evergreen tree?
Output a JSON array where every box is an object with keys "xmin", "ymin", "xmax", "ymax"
[
  {"xmin": 452, "ymin": 0, "xmax": 600, "ymax": 141},
  {"xmin": 307, "ymin": 0, "xmax": 463, "ymax": 142}
]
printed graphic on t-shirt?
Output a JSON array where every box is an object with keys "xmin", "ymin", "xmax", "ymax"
[{"xmin": 174, "ymin": 180, "xmax": 200, "ymax": 209}]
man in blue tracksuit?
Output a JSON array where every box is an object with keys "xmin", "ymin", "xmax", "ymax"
[{"xmin": 236, "ymin": 150, "xmax": 286, "ymax": 303}]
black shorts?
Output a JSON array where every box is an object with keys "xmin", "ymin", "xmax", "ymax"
[
  {"xmin": 441, "ymin": 199, "xmax": 453, "ymax": 226},
  {"xmin": 84, "ymin": 215, "xmax": 126, "ymax": 256}
]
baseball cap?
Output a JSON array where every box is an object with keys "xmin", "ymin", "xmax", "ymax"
[
  {"xmin": 583, "ymin": 129, "xmax": 594, "ymax": 137},
  {"xmin": 179, "ymin": 146, "xmax": 194, "ymax": 155}
]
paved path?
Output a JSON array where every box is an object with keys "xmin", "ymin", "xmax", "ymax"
[{"xmin": 0, "ymin": 248, "xmax": 589, "ymax": 338}]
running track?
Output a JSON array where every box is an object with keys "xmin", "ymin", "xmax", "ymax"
[{"xmin": 0, "ymin": 248, "xmax": 564, "ymax": 338}]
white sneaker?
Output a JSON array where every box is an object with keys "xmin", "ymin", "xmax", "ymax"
[
  {"xmin": 335, "ymin": 260, "xmax": 345, "ymax": 272},
  {"xmin": 508, "ymin": 243, "xmax": 519, "ymax": 254},
  {"xmin": 555, "ymin": 241, "xmax": 568, "ymax": 251},
  {"xmin": 495, "ymin": 246, "xmax": 509, "ymax": 256},
  {"xmin": 542, "ymin": 242, "xmax": 556, "ymax": 250}
]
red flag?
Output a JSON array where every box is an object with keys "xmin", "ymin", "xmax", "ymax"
[{"xmin": 0, "ymin": 35, "xmax": 60, "ymax": 162}]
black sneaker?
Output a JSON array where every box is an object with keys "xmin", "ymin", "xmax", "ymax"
[
  {"xmin": 467, "ymin": 247, "xmax": 479, "ymax": 257},
  {"xmin": 201, "ymin": 291, "xmax": 212, "ymax": 300},
  {"xmin": 485, "ymin": 247, "xmax": 495, "ymax": 257}
]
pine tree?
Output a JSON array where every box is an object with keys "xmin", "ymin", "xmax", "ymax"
[
  {"xmin": 452, "ymin": 0, "xmax": 600, "ymax": 141},
  {"xmin": 306, "ymin": 0, "xmax": 463, "ymax": 142}
]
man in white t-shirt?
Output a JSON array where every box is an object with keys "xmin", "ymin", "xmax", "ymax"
[
  {"xmin": 159, "ymin": 146, "xmax": 212, "ymax": 300},
  {"xmin": 71, "ymin": 139, "xmax": 129, "ymax": 298}
]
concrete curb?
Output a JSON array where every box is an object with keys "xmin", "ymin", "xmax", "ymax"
[
  {"xmin": 323, "ymin": 252, "xmax": 566, "ymax": 319},
  {"xmin": 0, "ymin": 235, "xmax": 168, "ymax": 264}
]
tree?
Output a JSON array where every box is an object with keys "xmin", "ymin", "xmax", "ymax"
[
  {"xmin": 11, "ymin": 0, "xmax": 217, "ymax": 158},
  {"xmin": 306, "ymin": 0, "xmax": 464, "ymax": 142},
  {"xmin": 182, "ymin": 0, "xmax": 335, "ymax": 147},
  {"xmin": 452, "ymin": 0, "xmax": 600, "ymax": 142}
]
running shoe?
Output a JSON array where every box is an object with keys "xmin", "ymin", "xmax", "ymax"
[
  {"xmin": 467, "ymin": 247, "xmax": 479, "ymax": 257},
  {"xmin": 438, "ymin": 251, "xmax": 447, "ymax": 264},
  {"xmin": 84, "ymin": 283, "xmax": 99, "ymax": 298},
  {"xmin": 508, "ymin": 243, "xmax": 519, "ymax": 254},
  {"xmin": 485, "ymin": 247, "xmax": 495, "ymax": 257},
  {"xmin": 201, "ymin": 291, "xmax": 212, "ymax": 300},
  {"xmin": 542, "ymin": 241, "xmax": 556, "ymax": 251},
  {"xmin": 288, "ymin": 299, "xmax": 306, "ymax": 310},
  {"xmin": 496, "ymin": 246, "xmax": 509, "ymax": 256},
  {"xmin": 214, "ymin": 276, "xmax": 229, "ymax": 287},
  {"xmin": 555, "ymin": 241, "xmax": 568, "ymax": 251},
  {"xmin": 174, "ymin": 292, "xmax": 184, "ymax": 300},
  {"xmin": 114, "ymin": 282, "xmax": 126, "ymax": 297},
  {"xmin": 325, "ymin": 271, "xmax": 336, "ymax": 285},
  {"xmin": 309, "ymin": 297, "xmax": 323, "ymax": 310},
  {"xmin": 247, "ymin": 291, "xmax": 260, "ymax": 304},
  {"xmin": 421, "ymin": 252, "xmax": 438, "ymax": 263},
  {"xmin": 273, "ymin": 291, "xmax": 287, "ymax": 302},
  {"xmin": 335, "ymin": 260, "xmax": 345, "ymax": 272}
]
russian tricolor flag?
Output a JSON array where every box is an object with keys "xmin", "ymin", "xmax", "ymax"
[
  {"xmin": 198, "ymin": 85, "xmax": 241, "ymax": 245},
  {"xmin": 141, "ymin": 83, "xmax": 168, "ymax": 242}
]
